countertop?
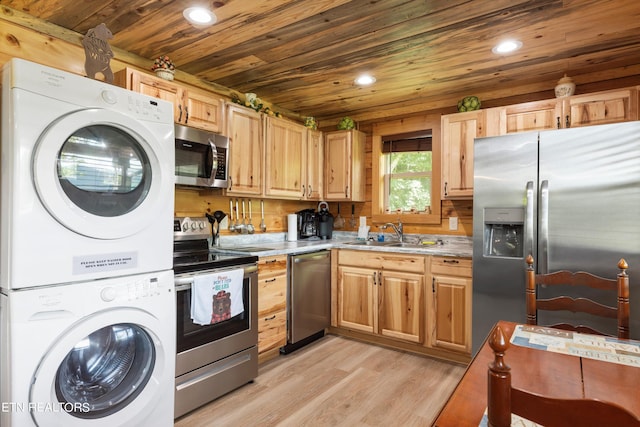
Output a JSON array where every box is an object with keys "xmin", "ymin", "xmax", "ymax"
[{"xmin": 211, "ymin": 231, "xmax": 472, "ymax": 258}]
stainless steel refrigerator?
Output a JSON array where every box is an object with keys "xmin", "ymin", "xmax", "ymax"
[{"xmin": 472, "ymin": 120, "xmax": 640, "ymax": 355}]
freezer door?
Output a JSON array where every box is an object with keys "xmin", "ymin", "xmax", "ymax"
[
  {"xmin": 472, "ymin": 131, "xmax": 538, "ymax": 354},
  {"xmin": 538, "ymin": 121, "xmax": 640, "ymax": 338}
]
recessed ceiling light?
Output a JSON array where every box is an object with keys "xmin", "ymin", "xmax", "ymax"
[
  {"xmin": 355, "ymin": 74, "xmax": 376, "ymax": 85},
  {"xmin": 183, "ymin": 7, "xmax": 217, "ymax": 27},
  {"xmin": 492, "ymin": 39, "xmax": 523, "ymax": 54}
]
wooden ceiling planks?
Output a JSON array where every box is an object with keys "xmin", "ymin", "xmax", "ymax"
[{"xmin": 0, "ymin": 0, "xmax": 638, "ymax": 123}]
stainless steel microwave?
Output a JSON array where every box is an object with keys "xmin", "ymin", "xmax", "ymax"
[{"xmin": 174, "ymin": 124, "xmax": 229, "ymax": 188}]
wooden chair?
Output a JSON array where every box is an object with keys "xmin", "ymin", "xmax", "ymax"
[
  {"xmin": 487, "ymin": 325, "xmax": 640, "ymax": 427},
  {"xmin": 525, "ymin": 254, "xmax": 630, "ymax": 339}
]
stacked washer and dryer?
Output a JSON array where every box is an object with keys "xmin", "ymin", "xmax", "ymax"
[{"xmin": 0, "ymin": 59, "xmax": 176, "ymax": 426}]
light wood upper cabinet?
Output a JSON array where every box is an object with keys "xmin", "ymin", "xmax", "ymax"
[
  {"xmin": 429, "ymin": 257, "xmax": 472, "ymax": 354},
  {"xmin": 441, "ymin": 110, "xmax": 485, "ymax": 199},
  {"xmin": 226, "ymin": 104, "xmax": 264, "ymax": 195},
  {"xmin": 305, "ymin": 129, "xmax": 324, "ymax": 200},
  {"xmin": 500, "ymin": 87, "xmax": 638, "ymax": 134},
  {"xmin": 115, "ymin": 68, "xmax": 223, "ymax": 133},
  {"xmin": 336, "ymin": 250, "xmax": 426, "ymax": 344},
  {"xmin": 264, "ymin": 117, "xmax": 309, "ymax": 199},
  {"xmin": 565, "ymin": 88, "xmax": 637, "ymax": 128},
  {"xmin": 324, "ymin": 130, "xmax": 365, "ymax": 201},
  {"xmin": 503, "ymin": 99, "xmax": 564, "ymax": 133}
]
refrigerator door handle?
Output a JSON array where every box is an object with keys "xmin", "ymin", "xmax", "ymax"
[
  {"xmin": 539, "ymin": 180, "xmax": 550, "ymax": 274},
  {"xmin": 525, "ymin": 181, "xmax": 534, "ymax": 262}
]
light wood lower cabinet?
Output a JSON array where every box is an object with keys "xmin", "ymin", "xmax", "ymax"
[
  {"xmin": 257, "ymin": 255, "xmax": 287, "ymax": 361},
  {"xmin": 336, "ymin": 250, "xmax": 426, "ymax": 344},
  {"xmin": 429, "ymin": 256, "xmax": 472, "ymax": 354}
]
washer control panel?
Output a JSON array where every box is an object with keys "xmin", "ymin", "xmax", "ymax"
[{"xmin": 100, "ymin": 275, "xmax": 166, "ymax": 303}]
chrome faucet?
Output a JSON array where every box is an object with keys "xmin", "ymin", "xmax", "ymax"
[{"xmin": 380, "ymin": 222, "xmax": 403, "ymax": 243}]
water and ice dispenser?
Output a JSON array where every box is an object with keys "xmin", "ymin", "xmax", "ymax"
[{"xmin": 483, "ymin": 207, "xmax": 524, "ymax": 258}]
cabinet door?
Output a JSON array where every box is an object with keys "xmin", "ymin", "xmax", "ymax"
[
  {"xmin": 325, "ymin": 131, "xmax": 351, "ymax": 200},
  {"xmin": 183, "ymin": 87, "xmax": 223, "ymax": 133},
  {"xmin": 264, "ymin": 117, "xmax": 306, "ymax": 199},
  {"xmin": 337, "ymin": 266, "xmax": 376, "ymax": 333},
  {"xmin": 306, "ymin": 130, "xmax": 323, "ymax": 200},
  {"xmin": 565, "ymin": 88, "xmax": 638, "ymax": 128},
  {"xmin": 431, "ymin": 274, "xmax": 471, "ymax": 353},
  {"xmin": 441, "ymin": 111, "xmax": 484, "ymax": 199},
  {"xmin": 503, "ymin": 99, "xmax": 563, "ymax": 133},
  {"xmin": 129, "ymin": 70, "xmax": 183, "ymax": 123},
  {"xmin": 378, "ymin": 271, "xmax": 424, "ymax": 343},
  {"xmin": 226, "ymin": 104, "xmax": 263, "ymax": 195}
]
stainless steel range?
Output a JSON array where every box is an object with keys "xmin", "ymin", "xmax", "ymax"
[{"xmin": 173, "ymin": 217, "xmax": 258, "ymax": 418}]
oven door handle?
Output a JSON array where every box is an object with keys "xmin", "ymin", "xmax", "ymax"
[{"xmin": 174, "ymin": 264, "xmax": 258, "ymax": 291}]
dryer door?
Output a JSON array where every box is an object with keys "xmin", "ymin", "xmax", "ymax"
[
  {"xmin": 30, "ymin": 308, "xmax": 172, "ymax": 426},
  {"xmin": 32, "ymin": 108, "xmax": 173, "ymax": 240}
]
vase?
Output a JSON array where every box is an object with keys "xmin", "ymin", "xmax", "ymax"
[
  {"xmin": 555, "ymin": 74, "xmax": 575, "ymax": 97},
  {"xmin": 155, "ymin": 69, "xmax": 175, "ymax": 81}
]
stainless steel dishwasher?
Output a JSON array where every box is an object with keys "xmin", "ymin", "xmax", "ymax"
[{"xmin": 281, "ymin": 250, "xmax": 331, "ymax": 354}]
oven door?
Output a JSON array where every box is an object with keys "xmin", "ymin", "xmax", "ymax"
[{"xmin": 174, "ymin": 263, "xmax": 257, "ymax": 377}]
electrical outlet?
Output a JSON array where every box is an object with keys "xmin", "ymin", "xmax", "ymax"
[{"xmin": 449, "ymin": 217, "xmax": 458, "ymax": 231}]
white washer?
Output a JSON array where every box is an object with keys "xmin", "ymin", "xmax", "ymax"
[
  {"xmin": 1, "ymin": 59, "xmax": 175, "ymax": 289},
  {"xmin": 0, "ymin": 270, "xmax": 175, "ymax": 426}
]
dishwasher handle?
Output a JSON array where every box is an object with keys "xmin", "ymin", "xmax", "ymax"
[{"xmin": 292, "ymin": 251, "xmax": 330, "ymax": 263}]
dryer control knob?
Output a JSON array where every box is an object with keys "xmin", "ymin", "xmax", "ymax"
[
  {"xmin": 100, "ymin": 287, "xmax": 117, "ymax": 302},
  {"xmin": 101, "ymin": 90, "xmax": 118, "ymax": 104}
]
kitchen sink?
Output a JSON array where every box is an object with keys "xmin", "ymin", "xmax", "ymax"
[
  {"xmin": 343, "ymin": 240, "xmax": 396, "ymax": 247},
  {"xmin": 385, "ymin": 240, "xmax": 443, "ymax": 248}
]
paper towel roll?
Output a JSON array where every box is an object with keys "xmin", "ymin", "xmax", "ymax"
[{"xmin": 287, "ymin": 214, "xmax": 298, "ymax": 241}]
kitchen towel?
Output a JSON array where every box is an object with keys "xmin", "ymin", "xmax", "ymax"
[
  {"xmin": 191, "ymin": 268, "xmax": 245, "ymax": 326},
  {"xmin": 287, "ymin": 214, "xmax": 298, "ymax": 241}
]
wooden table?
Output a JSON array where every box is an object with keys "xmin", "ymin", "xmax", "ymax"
[{"xmin": 433, "ymin": 321, "xmax": 640, "ymax": 426}]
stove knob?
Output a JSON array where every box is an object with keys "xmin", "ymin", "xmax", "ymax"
[
  {"xmin": 190, "ymin": 222, "xmax": 197, "ymax": 230},
  {"xmin": 198, "ymin": 221, "xmax": 206, "ymax": 229},
  {"xmin": 182, "ymin": 223, "xmax": 189, "ymax": 232}
]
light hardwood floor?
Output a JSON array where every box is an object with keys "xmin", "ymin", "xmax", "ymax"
[{"xmin": 175, "ymin": 334, "xmax": 466, "ymax": 426}]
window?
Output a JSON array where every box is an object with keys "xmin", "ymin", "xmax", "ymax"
[
  {"xmin": 383, "ymin": 131, "xmax": 432, "ymax": 213},
  {"xmin": 372, "ymin": 115, "xmax": 441, "ymax": 225}
]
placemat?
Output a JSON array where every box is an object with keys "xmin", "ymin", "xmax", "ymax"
[{"xmin": 510, "ymin": 324, "xmax": 640, "ymax": 367}]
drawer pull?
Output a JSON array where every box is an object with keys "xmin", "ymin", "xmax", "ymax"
[
  {"xmin": 443, "ymin": 259, "xmax": 459, "ymax": 264},
  {"xmin": 265, "ymin": 278, "xmax": 277, "ymax": 283},
  {"xmin": 264, "ymin": 315, "xmax": 276, "ymax": 321}
]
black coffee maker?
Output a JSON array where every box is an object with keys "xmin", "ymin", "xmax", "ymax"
[
  {"xmin": 296, "ymin": 209, "xmax": 318, "ymax": 239},
  {"xmin": 317, "ymin": 202, "xmax": 334, "ymax": 240}
]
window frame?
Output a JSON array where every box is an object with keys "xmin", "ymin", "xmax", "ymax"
[{"xmin": 371, "ymin": 115, "xmax": 442, "ymax": 226}]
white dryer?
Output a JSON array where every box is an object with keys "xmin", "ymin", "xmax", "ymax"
[
  {"xmin": 0, "ymin": 270, "xmax": 175, "ymax": 426},
  {"xmin": 0, "ymin": 59, "xmax": 175, "ymax": 290}
]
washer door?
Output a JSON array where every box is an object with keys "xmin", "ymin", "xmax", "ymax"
[
  {"xmin": 32, "ymin": 108, "xmax": 170, "ymax": 240},
  {"xmin": 30, "ymin": 308, "xmax": 170, "ymax": 426}
]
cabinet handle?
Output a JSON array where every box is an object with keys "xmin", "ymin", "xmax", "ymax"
[
  {"xmin": 302, "ymin": 185, "xmax": 306, "ymax": 197},
  {"xmin": 185, "ymin": 106, "xmax": 190, "ymax": 123},
  {"xmin": 444, "ymin": 182, "xmax": 448, "ymax": 196},
  {"xmin": 443, "ymin": 259, "xmax": 459, "ymax": 264},
  {"xmin": 178, "ymin": 104, "xmax": 183, "ymax": 122},
  {"xmin": 308, "ymin": 185, "xmax": 312, "ymax": 195},
  {"xmin": 565, "ymin": 115, "xmax": 570, "ymax": 128},
  {"xmin": 345, "ymin": 185, "xmax": 349, "ymax": 198},
  {"xmin": 557, "ymin": 116, "xmax": 561, "ymax": 129},
  {"xmin": 378, "ymin": 271, "xmax": 382, "ymax": 285},
  {"xmin": 265, "ymin": 259, "xmax": 277, "ymax": 264},
  {"xmin": 432, "ymin": 277, "xmax": 435, "ymax": 293},
  {"xmin": 265, "ymin": 278, "xmax": 277, "ymax": 282},
  {"xmin": 373, "ymin": 271, "xmax": 377, "ymax": 285},
  {"xmin": 264, "ymin": 315, "xmax": 276, "ymax": 321},
  {"xmin": 228, "ymin": 176, "xmax": 233, "ymax": 191}
]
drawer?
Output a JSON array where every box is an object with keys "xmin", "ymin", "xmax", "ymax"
[
  {"xmin": 338, "ymin": 250, "xmax": 426, "ymax": 274},
  {"xmin": 258, "ymin": 274, "xmax": 287, "ymax": 316},
  {"xmin": 258, "ymin": 309, "xmax": 286, "ymax": 354},
  {"xmin": 431, "ymin": 256, "xmax": 472, "ymax": 277},
  {"xmin": 258, "ymin": 255, "xmax": 287, "ymax": 277}
]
